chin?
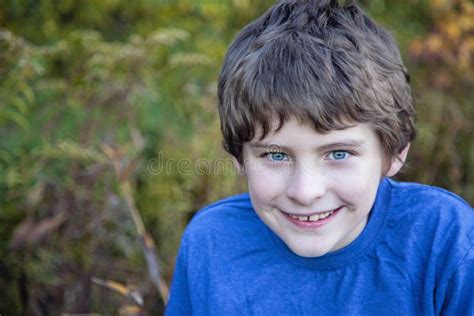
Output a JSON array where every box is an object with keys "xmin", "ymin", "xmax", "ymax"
[{"xmin": 288, "ymin": 243, "xmax": 332, "ymax": 258}]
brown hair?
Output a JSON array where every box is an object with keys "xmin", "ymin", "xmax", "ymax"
[{"xmin": 218, "ymin": 0, "xmax": 416, "ymax": 163}]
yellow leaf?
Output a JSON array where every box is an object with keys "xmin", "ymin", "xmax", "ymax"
[{"xmin": 426, "ymin": 35, "xmax": 444, "ymax": 52}]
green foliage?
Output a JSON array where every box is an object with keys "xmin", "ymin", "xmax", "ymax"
[{"xmin": 0, "ymin": 0, "xmax": 472, "ymax": 314}]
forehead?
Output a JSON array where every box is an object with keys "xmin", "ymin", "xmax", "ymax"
[
  {"xmin": 247, "ymin": 119, "xmax": 382, "ymax": 152},
  {"xmin": 251, "ymin": 117, "xmax": 369, "ymax": 141}
]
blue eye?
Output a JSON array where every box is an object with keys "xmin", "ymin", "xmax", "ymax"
[
  {"xmin": 328, "ymin": 151, "xmax": 350, "ymax": 160},
  {"xmin": 267, "ymin": 152, "xmax": 289, "ymax": 161}
]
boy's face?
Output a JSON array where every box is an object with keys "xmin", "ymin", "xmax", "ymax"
[{"xmin": 241, "ymin": 119, "xmax": 403, "ymax": 257}]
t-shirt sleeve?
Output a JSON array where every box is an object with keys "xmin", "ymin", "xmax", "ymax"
[
  {"xmin": 164, "ymin": 233, "xmax": 192, "ymax": 316},
  {"xmin": 438, "ymin": 244, "xmax": 474, "ymax": 315}
]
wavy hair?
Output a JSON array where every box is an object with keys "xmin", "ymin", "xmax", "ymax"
[{"xmin": 218, "ymin": 0, "xmax": 416, "ymax": 162}]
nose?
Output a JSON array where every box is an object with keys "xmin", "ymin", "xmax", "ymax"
[{"xmin": 285, "ymin": 163, "xmax": 327, "ymax": 206}]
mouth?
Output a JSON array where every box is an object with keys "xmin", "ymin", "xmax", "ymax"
[{"xmin": 280, "ymin": 207, "xmax": 342, "ymax": 228}]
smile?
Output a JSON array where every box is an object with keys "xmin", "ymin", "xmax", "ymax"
[
  {"xmin": 287, "ymin": 210, "xmax": 335, "ymax": 222},
  {"xmin": 280, "ymin": 207, "xmax": 342, "ymax": 227}
]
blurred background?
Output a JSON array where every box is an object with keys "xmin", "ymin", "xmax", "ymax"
[{"xmin": 0, "ymin": 0, "xmax": 472, "ymax": 314}]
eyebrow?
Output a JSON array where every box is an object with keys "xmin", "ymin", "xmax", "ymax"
[{"xmin": 248, "ymin": 140, "xmax": 366, "ymax": 152}]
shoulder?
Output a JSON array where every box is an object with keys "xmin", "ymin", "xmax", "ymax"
[
  {"xmin": 385, "ymin": 179, "xmax": 473, "ymax": 235},
  {"xmin": 386, "ymin": 178, "xmax": 472, "ymax": 218},
  {"xmin": 178, "ymin": 193, "xmax": 273, "ymax": 272},
  {"xmin": 181, "ymin": 193, "xmax": 262, "ymax": 244},
  {"xmin": 189, "ymin": 192, "xmax": 255, "ymax": 231},
  {"xmin": 383, "ymin": 178, "xmax": 473, "ymax": 271},
  {"xmin": 194, "ymin": 192, "xmax": 254, "ymax": 221}
]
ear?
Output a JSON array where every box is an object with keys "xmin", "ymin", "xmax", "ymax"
[
  {"xmin": 232, "ymin": 156, "xmax": 245, "ymax": 175},
  {"xmin": 385, "ymin": 143, "xmax": 411, "ymax": 177}
]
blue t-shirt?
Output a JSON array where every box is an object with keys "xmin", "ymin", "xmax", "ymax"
[{"xmin": 165, "ymin": 179, "xmax": 474, "ymax": 315}]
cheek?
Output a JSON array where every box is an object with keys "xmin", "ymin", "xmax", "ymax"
[
  {"xmin": 246, "ymin": 171, "xmax": 286, "ymax": 204},
  {"xmin": 330, "ymin": 165, "xmax": 382, "ymax": 204}
]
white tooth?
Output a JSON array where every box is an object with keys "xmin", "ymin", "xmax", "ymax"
[
  {"xmin": 320, "ymin": 212, "xmax": 330, "ymax": 219},
  {"xmin": 309, "ymin": 214, "xmax": 319, "ymax": 221},
  {"xmin": 296, "ymin": 215, "xmax": 307, "ymax": 221}
]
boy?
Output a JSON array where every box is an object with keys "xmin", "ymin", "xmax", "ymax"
[{"xmin": 166, "ymin": 0, "xmax": 473, "ymax": 314}]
